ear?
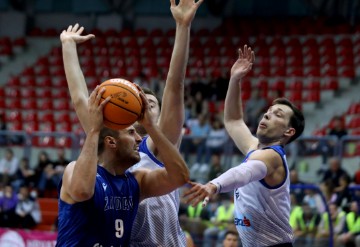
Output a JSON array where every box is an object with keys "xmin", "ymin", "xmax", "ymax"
[
  {"xmin": 105, "ymin": 136, "xmax": 117, "ymax": 148},
  {"xmin": 284, "ymin": 127, "xmax": 295, "ymax": 138}
]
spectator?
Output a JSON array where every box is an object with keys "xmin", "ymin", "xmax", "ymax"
[
  {"xmin": 334, "ymin": 174, "xmax": 352, "ymax": 207},
  {"xmin": 14, "ymin": 185, "xmax": 41, "ymax": 229},
  {"xmin": 208, "ymin": 154, "xmax": 224, "ymax": 181},
  {"xmin": 0, "ymin": 112, "xmax": 7, "ymax": 145},
  {"xmin": 11, "ymin": 157, "xmax": 36, "ymax": 192},
  {"xmin": 322, "ymin": 157, "xmax": 349, "ymax": 188},
  {"xmin": 244, "ymin": 89, "xmax": 267, "ymax": 134},
  {"xmin": 222, "ymin": 230, "xmax": 240, "ymax": 247},
  {"xmin": 312, "ymin": 116, "xmax": 348, "ymax": 166},
  {"xmin": 0, "ymin": 185, "xmax": 18, "ymax": 227},
  {"xmin": 336, "ymin": 200, "xmax": 360, "ymax": 247},
  {"xmin": 290, "ymin": 169, "xmax": 306, "ymax": 203},
  {"xmin": 37, "ymin": 148, "xmax": 69, "ymax": 196},
  {"xmin": 316, "ymin": 202, "xmax": 346, "ymax": 245},
  {"xmin": 33, "ymin": 151, "xmax": 54, "ymax": 187},
  {"xmin": 0, "ymin": 148, "xmax": 20, "ymax": 185},
  {"xmin": 182, "ymin": 113, "xmax": 211, "ymax": 164},
  {"xmin": 203, "ymin": 194, "xmax": 234, "ymax": 247},
  {"xmin": 293, "ymin": 203, "xmax": 321, "ymax": 246},
  {"xmin": 204, "ymin": 118, "xmax": 228, "ymax": 164},
  {"xmin": 303, "ymin": 189, "xmax": 325, "ymax": 214},
  {"xmin": 190, "ymin": 91, "xmax": 209, "ymax": 118}
]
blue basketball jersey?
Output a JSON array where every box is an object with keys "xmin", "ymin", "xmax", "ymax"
[{"xmin": 56, "ymin": 166, "xmax": 140, "ymax": 247}]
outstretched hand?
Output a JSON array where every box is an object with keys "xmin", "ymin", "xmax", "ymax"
[
  {"xmin": 60, "ymin": 23, "xmax": 95, "ymax": 44},
  {"xmin": 230, "ymin": 45, "xmax": 256, "ymax": 81},
  {"xmin": 183, "ymin": 181, "xmax": 217, "ymax": 207},
  {"xmin": 170, "ymin": 0, "xmax": 203, "ymax": 26}
]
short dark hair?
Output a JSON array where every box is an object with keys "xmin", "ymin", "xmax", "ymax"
[
  {"xmin": 224, "ymin": 230, "xmax": 238, "ymax": 238},
  {"xmin": 98, "ymin": 127, "xmax": 119, "ymax": 155},
  {"xmin": 272, "ymin": 98, "xmax": 305, "ymax": 144},
  {"xmin": 141, "ymin": 87, "xmax": 161, "ymax": 110}
]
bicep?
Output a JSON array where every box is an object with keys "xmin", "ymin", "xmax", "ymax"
[
  {"xmin": 225, "ymin": 120, "xmax": 258, "ymax": 155},
  {"xmin": 59, "ymin": 161, "xmax": 76, "ymax": 203},
  {"xmin": 138, "ymin": 169, "xmax": 174, "ymax": 200}
]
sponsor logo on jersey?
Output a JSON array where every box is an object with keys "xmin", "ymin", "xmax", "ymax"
[{"xmin": 234, "ymin": 212, "xmax": 253, "ymax": 231}]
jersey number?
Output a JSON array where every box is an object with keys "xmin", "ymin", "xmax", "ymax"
[{"xmin": 115, "ymin": 219, "xmax": 124, "ymax": 238}]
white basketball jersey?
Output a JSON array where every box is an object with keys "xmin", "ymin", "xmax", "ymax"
[
  {"xmin": 234, "ymin": 145, "xmax": 293, "ymax": 247},
  {"xmin": 129, "ymin": 137, "xmax": 186, "ymax": 247}
]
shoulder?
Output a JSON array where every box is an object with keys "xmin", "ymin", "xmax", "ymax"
[
  {"xmin": 131, "ymin": 168, "xmax": 151, "ymax": 183},
  {"xmin": 248, "ymin": 149, "xmax": 282, "ymax": 168}
]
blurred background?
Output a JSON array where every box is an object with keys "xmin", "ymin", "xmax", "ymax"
[{"xmin": 0, "ymin": 0, "xmax": 360, "ymax": 246}]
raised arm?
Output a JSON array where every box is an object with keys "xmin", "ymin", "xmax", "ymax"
[
  {"xmin": 134, "ymin": 93, "xmax": 190, "ymax": 200},
  {"xmin": 147, "ymin": 0, "xmax": 203, "ymax": 151},
  {"xmin": 60, "ymin": 24, "xmax": 95, "ymax": 134},
  {"xmin": 60, "ymin": 87, "xmax": 110, "ymax": 203},
  {"xmin": 224, "ymin": 45, "xmax": 257, "ymax": 155}
]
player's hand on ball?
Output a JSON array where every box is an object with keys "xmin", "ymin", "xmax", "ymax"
[
  {"xmin": 88, "ymin": 86, "xmax": 111, "ymax": 132},
  {"xmin": 138, "ymin": 90, "xmax": 156, "ymax": 128},
  {"xmin": 60, "ymin": 23, "xmax": 95, "ymax": 44}
]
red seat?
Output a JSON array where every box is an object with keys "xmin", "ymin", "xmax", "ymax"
[
  {"xmin": 347, "ymin": 116, "xmax": 360, "ymax": 129},
  {"xmin": 322, "ymin": 78, "xmax": 338, "ymax": 90},
  {"xmin": 22, "ymin": 98, "xmax": 37, "ymax": 110},
  {"xmin": 6, "ymin": 98, "xmax": 21, "ymax": 109},
  {"xmin": 23, "ymin": 111, "xmax": 38, "ymax": 123},
  {"xmin": 347, "ymin": 102, "xmax": 360, "ymax": 114},
  {"xmin": 6, "ymin": 110, "xmax": 22, "ymax": 122},
  {"xmin": 21, "ymin": 88, "xmax": 36, "ymax": 98}
]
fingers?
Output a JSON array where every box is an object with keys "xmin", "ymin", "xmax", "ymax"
[
  {"xmin": 76, "ymin": 26, "xmax": 84, "ymax": 35},
  {"xmin": 170, "ymin": 0, "xmax": 176, "ymax": 8},
  {"xmin": 99, "ymin": 96, "xmax": 111, "ymax": 109},
  {"xmin": 202, "ymin": 196, "xmax": 210, "ymax": 207},
  {"xmin": 96, "ymin": 87, "xmax": 106, "ymax": 105},
  {"xmin": 72, "ymin": 23, "xmax": 79, "ymax": 32},
  {"xmin": 67, "ymin": 25, "xmax": 72, "ymax": 32},
  {"xmin": 195, "ymin": 0, "xmax": 204, "ymax": 7},
  {"xmin": 238, "ymin": 48, "xmax": 243, "ymax": 59}
]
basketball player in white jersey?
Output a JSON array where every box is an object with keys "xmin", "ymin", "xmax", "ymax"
[
  {"xmin": 128, "ymin": 0, "xmax": 202, "ymax": 245},
  {"xmin": 60, "ymin": 0, "xmax": 202, "ymax": 245},
  {"xmin": 185, "ymin": 45, "xmax": 305, "ymax": 247}
]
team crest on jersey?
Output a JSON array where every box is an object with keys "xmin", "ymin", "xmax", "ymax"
[
  {"xmin": 102, "ymin": 183, "xmax": 107, "ymax": 191},
  {"xmin": 235, "ymin": 189, "xmax": 240, "ymax": 200}
]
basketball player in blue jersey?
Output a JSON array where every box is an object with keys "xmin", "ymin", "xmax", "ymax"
[
  {"xmin": 56, "ymin": 86, "xmax": 190, "ymax": 246},
  {"xmin": 60, "ymin": 0, "xmax": 203, "ymax": 245},
  {"xmin": 185, "ymin": 45, "xmax": 305, "ymax": 247}
]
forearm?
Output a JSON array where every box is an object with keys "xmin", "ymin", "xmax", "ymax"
[
  {"xmin": 158, "ymin": 24, "xmax": 189, "ymax": 145},
  {"xmin": 62, "ymin": 40, "xmax": 91, "ymax": 133},
  {"xmin": 145, "ymin": 124, "xmax": 189, "ymax": 186},
  {"xmin": 210, "ymin": 160, "xmax": 267, "ymax": 193},
  {"xmin": 70, "ymin": 130, "xmax": 99, "ymax": 200},
  {"xmin": 224, "ymin": 77, "xmax": 245, "ymax": 124}
]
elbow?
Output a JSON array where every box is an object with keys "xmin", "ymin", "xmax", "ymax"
[
  {"xmin": 176, "ymin": 165, "xmax": 190, "ymax": 187},
  {"xmin": 70, "ymin": 187, "xmax": 94, "ymax": 202}
]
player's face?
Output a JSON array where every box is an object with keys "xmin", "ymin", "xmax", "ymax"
[
  {"xmin": 145, "ymin": 94, "xmax": 160, "ymax": 122},
  {"xmin": 115, "ymin": 126, "xmax": 142, "ymax": 165},
  {"xmin": 256, "ymin": 104, "xmax": 294, "ymax": 143},
  {"xmin": 223, "ymin": 234, "xmax": 239, "ymax": 247}
]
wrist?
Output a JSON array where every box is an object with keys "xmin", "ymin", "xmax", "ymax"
[
  {"xmin": 209, "ymin": 182, "xmax": 220, "ymax": 194},
  {"xmin": 61, "ymin": 39, "xmax": 76, "ymax": 45}
]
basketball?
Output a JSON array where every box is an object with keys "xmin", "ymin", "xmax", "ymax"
[{"xmin": 99, "ymin": 78, "xmax": 143, "ymax": 130}]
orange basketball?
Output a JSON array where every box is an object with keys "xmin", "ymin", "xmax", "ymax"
[{"xmin": 99, "ymin": 78, "xmax": 143, "ymax": 130}]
